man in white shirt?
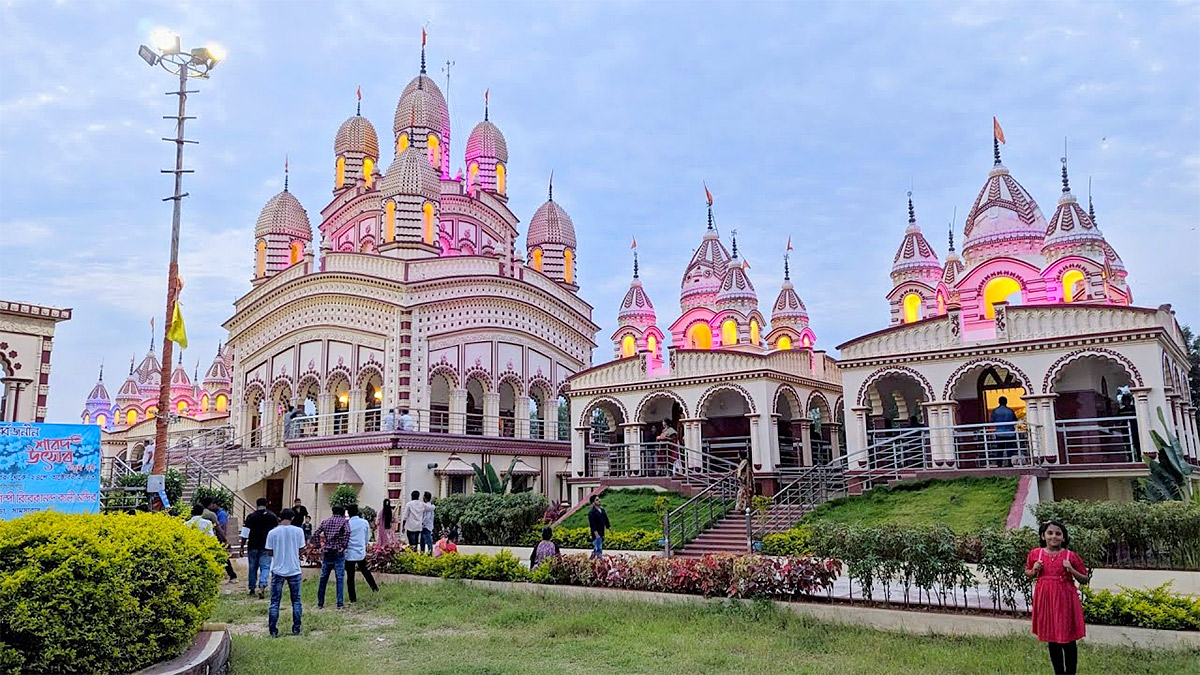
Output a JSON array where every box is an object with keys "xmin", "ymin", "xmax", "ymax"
[
  {"xmin": 399, "ymin": 408, "xmax": 415, "ymax": 432},
  {"xmin": 420, "ymin": 491, "xmax": 435, "ymax": 554},
  {"xmin": 400, "ymin": 490, "xmax": 426, "ymax": 549},
  {"xmin": 185, "ymin": 504, "xmax": 215, "ymax": 538},
  {"xmin": 265, "ymin": 508, "xmax": 307, "ymax": 637},
  {"xmin": 344, "ymin": 504, "xmax": 378, "ymax": 602}
]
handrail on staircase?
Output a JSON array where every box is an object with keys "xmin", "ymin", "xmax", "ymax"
[
  {"xmin": 662, "ymin": 468, "xmax": 739, "ymax": 557},
  {"xmin": 183, "ymin": 454, "xmax": 256, "ymax": 522}
]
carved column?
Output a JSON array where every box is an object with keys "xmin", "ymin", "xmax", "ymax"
[
  {"xmin": 347, "ymin": 388, "xmax": 364, "ymax": 434},
  {"xmin": 769, "ymin": 413, "xmax": 782, "ymax": 468},
  {"xmin": 849, "ymin": 406, "xmax": 869, "ymax": 470},
  {"xmin": 1186, "ymin": 406, "xmax": 1200, "ymax": 461},
  {"xmin": 682, "ymin": 418, "xmax": 704, "ymax": 470},
  {"xmin": 749, "ymin": 412, "xmax": 773, "ymax": 472},
  {"xmin": 317, "ymin": 393, "xmax": 334, "ymax": 436},
  {"xmin": 622, "ymin": 422, "xmax": 643, "ymax": 475},
  {"xmin": 829, "ymin": 424, "xmax": 842, "ymax": 459},
  {"xmin": 449, "ymin": 389, "xmax": 468, "ymax": 435},
  {"xmin": 1022, "ymin": 395, "xmax": 1058, "ymax": 463},
  {"xmin": 1131, "ymin": 387, "xmax": 1156, "ymax": 458},
  {"xmin": 572, "ymin": 426, "xmax": 588, "ymax": 477},
  {"xmin": 799, "ymin": 420, "xmax": 813, "ymax": 466},
  {"xmin": 515, "ymin": 396, "xmax": 531, "ymax": 438},
  {"xmin": 484, "ymin": 392, "xmax": 501, "ymax": 437}
]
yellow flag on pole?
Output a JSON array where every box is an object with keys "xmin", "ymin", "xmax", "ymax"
[{"xmin": 167, "ymin": 301, "xmax": 188, "ymax": 349}]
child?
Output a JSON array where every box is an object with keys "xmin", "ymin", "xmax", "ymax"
[
  {"xmin": 302, "ymin": 514, "xmax": 314, "ymax": 542},
  {"xmin": 1025, "ymin": 520, "xmax": 1089, "ymax": 675},
  {"xmin": 432, "ymin": 530, "xmax": 458, "ymax": 557}
]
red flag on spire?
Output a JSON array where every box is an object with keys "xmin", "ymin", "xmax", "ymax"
[
  {"xmin": 630, "ymin": 236, "xmax": 637, "ymax": 249},
  {"xmin": 786, "ymin": 236, "xmax": 793, "ymax": 252},
  {"xmin": 284, "ymin": 154, "xmax": 289, "ymax": 173},
  {"xmin": 150, "ymin": 316, "xmax": 155, "ymax": 331},
  {"xmin": 485, "ymin": 88, "xmax": 489, "ymax": 104},
  {"xmin": 357, "ymin": 85, "xmax": 362, "ymax": 101},
  {"xmin": 422, "ymin": 28, "xmax": 427, "ymax": 46},
  {"xmin": 704, "ymin": 182, "xmax": 713, "ymax": 206},
  {"xmin": 993, "ymin": 116, "xmax": 1006, "ymax": 145}
]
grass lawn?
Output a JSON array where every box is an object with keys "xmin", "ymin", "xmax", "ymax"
[
  {"xmin": 559, "ymin": 488, "xmax": 686, "ymax": 531},
  {"xmin": 801, "ymin": 477, "xmax": 1018, "ymax": 532},
  {"xmin": 214, "ymin": 580, "xmax": 1199, "ymax": 674}
]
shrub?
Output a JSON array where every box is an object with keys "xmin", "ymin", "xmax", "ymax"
[
  {"xmin": 192, "ymin": 485, "xmax": 234, "ymax": 512},
  {"xmin": 1032, "ymin": 500, "xmax": 1200, "ymax": 569},
  {"xmin": 330, "ymin": 484, "xmax": 358, "ymax": 509},
  {"xmin": 533, "ymin": 526, "xmax": 660, "ymax": 551},
  {"xmin": 386, "ymin": 550, "xmax": 529, "ymax": 582},
  {"xmin": 1082, "ymin": 583, "xmax": 1200, "ymax": 631},
  {"xmin": 433, "ymin": 492, "xmax": 547, "ymax": 545},
  {"xmin": 761, "ymin": 526, "xmax": 812, "ymax": 556},
  {"xmin": 360, "ymin": 505, "xmax": 377, "ymax": 529},
  {"xmin": 0, "ymin": 512, "xmax": 224, "ymax": 674}
]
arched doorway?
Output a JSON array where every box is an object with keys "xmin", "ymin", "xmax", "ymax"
[
  {"xmin": 555, "ymin": 394, "xmax": 569, "ymax": 441},
  {"xmin": 270, "ymin": 382, "xmax": 293, "ymax": 445},
  {"xmin": 1050, "ymin": 354, "xmax": 1137, "ymax": 463},
  {"xmin": 465, "ymin": 377, "xmax": 486, "ymax": 436},
  {"xmin": 807, "ymin": 394, "xmax": 833, "ymax": 466},
  {"xmin": 245, "ymin": 386, "xmax": 265, "ymax": 447},
  {"xmin": 297, "ymin": 377, "xmax": 320, "ymax": 437},
  {"xmin": 327, "ymin": 374, "xmax": 351, "ymax": 435},
  {"xmin": 529, "ymin": 382, "xmax": 550, "ymax": 440},
  {"xmin": 861, "ymin": 370, "xmax": 931, "ymax": 469},
  {"xmin": 700, "ymin": 387, "xmax": 752, "ymax": 463},
  {"xmin": 362, "ymin": 372, "xmax": 383, "ymax": 432},
  {"xmin": 580, "ymin": 397, "xmax": 628, "ymax": 476},
  {"xmin": 429, "ymin": 372, "xmax": 452, "ymax": 433},
  {"xmin": 498, "ymin": 380, "xmax": 518, "ymax": 437},
  {"xmin": 774, "ymin": 387, "xmax": 803, "ymax": 469}
]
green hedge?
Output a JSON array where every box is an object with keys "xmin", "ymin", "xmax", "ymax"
[
  {"xmin": 387, "ymin": 550, "xmax": 528, "ymax": 581},
  {"xmin": 1082, "ymin": 583, "xmax": 1200, "ymax": 631},
  {"xmin": 1032, "ymin": 500, "xmax": 1200, "ymax": 569},
  {"xmin": 518, "ymin": 526, "xmax": 661, "ymax": 551},
  {"xmin": 434, "ymin": 492, "xmax": 547, "ymax": 545},
  {"xmin": 0, "ymin": 512, "xmax": 224, "ymax": 674},
  {"xmin": 761, "ymin": 525, "xmax": 813, "ymax": 556}
]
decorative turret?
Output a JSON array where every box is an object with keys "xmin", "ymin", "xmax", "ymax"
[
  {"xmin": 464, "ymin": 90, "xmax": 508, "ymax": 198},
  {"xmin": 771, "ymin": 255, "xmax": 809, "ymax": 330},
  {"xmin": 253, "ymin": 160, "xmax": 313, "ymax": 283},
  {"xmin": 1042, "ymin": 157, "xmax": 1108, "ymax": 264},
  {"xmin": 170, "ymin": 351, "xmax": 193, "ymax": 413},
  {"xmin": 680, "ymin": 188, "xmax": 731, "ymax": 311},
  {"xmin": 714, "ymin": 231, "xmax": 758, "ymax": 312},
  {"xmin": 961, "ymin": 128, "xmax": 1047, "ymax": 267},
  {"xmin": 612, "ymin": 247, "xmax": 664, "ymax": 359},
  {"xmin": 393, "ymin": 32, "xmax": 451, "ymax": 176},
  {"xmin": 81, "ymin": 364, "xmax": 113, "ymax": 428},
  {"xmin": 333, "ymin": 87, "xmax": 380, "ymax": 191},
  {"xmin": 526, "ymin": 174, "xmax": 578, "ymax": 287},
  {"xmin": 942, "ymin": 219, "xmax": 964, "ymax": 287},
  {"xmin": 379, "ymin": 120, "xmax": 441, "ymax": 250},
  {"xmin": 890, "ymin": 193, "xmax": 942, "ymax": 285}
]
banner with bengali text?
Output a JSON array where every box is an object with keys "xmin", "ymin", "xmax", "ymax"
[{"xmin": 0, "ymin": 423, "xmax": 101, "ymax": 520}]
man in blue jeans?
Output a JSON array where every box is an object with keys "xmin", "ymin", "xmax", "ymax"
[
  {"xmin": 314, "ymin": 504, "xmax": 351, "ymax": 609},
  {"xmin": 265, "ymin": 508, "xmax": 306, "ymax": 637},
  {"xmin": 244, "ymin": 497, "xmax": 278, "ymax": 598},
  {"xmin": 587, "ymin": 494, "xmax": 610, "ymax": 559}
]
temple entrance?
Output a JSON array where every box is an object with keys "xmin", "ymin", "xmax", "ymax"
[
  {"xmin": 1051, "ymin": 355, "xmax": 1137, "ymax": 464},
  {"xmin": 808, "ymin": 395, "xmax": 833, "ymax": 467},
  {"xmin": 499, "ymin": 380, "xmax": 517, "ymax": 437},
  {"xmin": 775, "ymin": 388, "xmax": 803, "ymax": 469},
  {"xmin": 580, "ymin": 398, "xmax": 626, "ymax": 476},
  {"xmin": 701, "ymin": 388, "xmax": 752, "ymax": 464},
  {"xmin": 862, "ymin": 372, "xmax": 930, "ymax": 469}
]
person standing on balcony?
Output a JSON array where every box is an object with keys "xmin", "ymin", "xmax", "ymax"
[
  {"xmin": 314, "ymin": 505, "xmax": 351, "ymax": 609},
  {"xmin": 344, "ymin": 504, "xmax": 378, "ymax": 602},
  {"xmin": 265, "ymin": 508, "xmax": 306, "ymax": 637},
  {"xmin": 421, "ymin": 492, "xmax": 435, "ymax": 554},
  {"xmin": 382, "ymin": 408, "xmax": 397, "ymax": 432},
  {"xmin": 282, "ymin": 406, "xmax": 300, "ymax": 440},
  {"xmin": 400, "ymin": 408, "xmax": 415, "ymax": 431},
  {"xmin": 377, "ymin": 498, "xmax": 396, "ymax": 547},
  {"xmin": 587, "ymin": 494, "xmax": 609, "ymax": 559},
  {"xmin": 1026, "ymin": 521, "xmax": 1089, "ymax": 675},
  {"xmin": 245, "ymin": 497, "xmax": 279, "ymax": 599},
  {"xmin": 401, "ymin": 490, "xmax": 426, "ymax": 549},
  {"xmin": 991, "ymin": 396, "xmax": 1019, "ymax": 467}
]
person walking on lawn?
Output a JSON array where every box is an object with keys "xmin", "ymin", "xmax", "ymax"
[
  {"xmin": 244, "ymin": 497, "xmax": 279, "ymax": 598},
  {"xmin": 1026, "ymin": 520, "xmax": 1090, "ymax": 675},
  {"xmin": 587, "ymin": 494, "xmax": 610, "ymax": 559},
  {"xmin": 315, "ymin": 505, "xmax": 351, "ymax": 609},
  {"xmin": 420, "ymin": 491, "xmax": 435, "ymax": 554},
  {"xmin": 200, "ymin": 497, "xmax": 237, "ymax": 584},
  {"xmin": 401, "ymin": 490, "xmax": 425, "ymax": 549},
  {"xmin": 265, "ymin": 508, "xmax": 307, "ymax": 637},
  {"xmin": 345, "ymin": 504, "xmax": 378, "ymax": 602}
]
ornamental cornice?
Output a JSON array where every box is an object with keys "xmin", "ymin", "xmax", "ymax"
[
  {"xmin": 567, "ymin": 367, "xmax": 841, "ymax": 399},
  {"xmin": 426, "ymin": 330, "xmax": 585, "ymax": 370}
]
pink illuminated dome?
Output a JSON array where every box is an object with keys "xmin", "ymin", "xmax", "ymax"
[
  {"xmin": 680, "ymin": 203, "xmax": 731, "ymax": 312},
  {"xmin": 961, "ymin": 143, "xmax": 1047, "ymax": 268}
]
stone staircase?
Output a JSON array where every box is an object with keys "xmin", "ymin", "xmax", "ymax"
[{"xmin": 673, "ymin": 503, "xmax": 812, "ymax": 557}]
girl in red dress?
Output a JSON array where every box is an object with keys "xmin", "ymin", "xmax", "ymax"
[{"xmin": 1025, "ymin": 520, "xmax": 1090, "ymax": 674}]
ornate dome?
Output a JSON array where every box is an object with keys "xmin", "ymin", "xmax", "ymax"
[
  {"xmin": 1042, "ymin": 165, "xmax": 1105, "ymax": 260},
  {"xmin": 170, "ymin": 357, "xmax": 192, "ymax": 389},
  {"xmin": 680, "ymin": 213, "xmax": 731, "ymax": 310},
  {"xmin": 379, "ymin": 145, "xmax": 440, "ymax": 201},
  {"xmin": 255, "ymin": 189, "xmax": 312, "ymax": 241},
  {"xmin": 527, "ymin": 199, "xmax": 577, "ymax": 249},
  {"xmin": 961, "ymin": 161, "xmax": 1047, "ymax": 264},
  {"xmin": 334, "ymin": 114, "xmax": 379, "ymax": 158},
  {"xmin": 204, "ymin": 345, "xmax": 231, "ymax": 383},
  {"xmin": 116, "ymin": 370, "xmax": 141, "ymax": 403},
  {"xmin": 134, "ymin": 350, "xmax": 161, "ymax": 385},
  {"xmin": 715, "ymin": 241, "xmax": 757, "ymax": 310},
  {"xmin": 394, "ymin": 79, "xmax": 450, "ymax": 140},
  {"xmin": 942, "ymin": 251, "xmax": 964, "ymax": 286},
  {"xmin": 891, "ymin": 197, "xmax": 941, "ymax": 283},
  {"xmin": 86, "ymin": 376, "xmax": 110, "ymax": 405},
  {"xmin": 771, "ymin": 277, "xmax": 809, "ymax": 328},
  {"xmin": 465, "ymin": 120, "xmax": 508, "ymax": 163},
  {"xmin": 618, "ymin": 259, "xmax": 656, "ymax": 327}
]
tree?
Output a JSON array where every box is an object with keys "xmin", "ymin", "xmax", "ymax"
[
  {"xmin": 1182, "ymin": 325, "xmax": 1199, "ymax": 424},
  {"xmin": 1142, "ymin": 408, "xmax": 1195, "ymax": 502}
]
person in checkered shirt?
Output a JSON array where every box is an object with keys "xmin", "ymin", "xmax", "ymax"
[{"xmin": 315, "ymin": 505, "xmax": 351, "ymax": 609}]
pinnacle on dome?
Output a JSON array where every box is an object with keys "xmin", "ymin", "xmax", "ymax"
[
  {"xmin": 961, "ymin": 122, "xmax": 1047, "ymax": 267},
  {"xmin": 771, "ymin": 250, "xmax": 809, "ymax": 329},
  {"xmin": 617, "ymin": 247, "xmax": 657, "ymax": 329},
  {"xmin": 890, "ymin": 191, "xmax": 941, "ymax": 284},
  {"xmin": 1042, "ymin": 156, "xmax": 1108, "ymax": 263}
]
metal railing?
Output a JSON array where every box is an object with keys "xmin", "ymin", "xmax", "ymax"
[
  {"xmin": 100, "ymin": 455, "xmax": 136, "ymax": 487},
  {"xmin": 182, "ymin": 454, "xmax": 256, "ymax": 522},
  {"xmin": 584, "ymin": 441, "xmax": 739, "ymax": 483},
  {"xmin": 1056, "ymin": 416, "xmax": 1139, "ymax": 464},
  {"xmin": 663, "ymin": 469, "xmax": 739, "ymax": 556},
  {"xmin": 701, "ymin": 435, "xmax": 752, "ymax": 460},
  {"xmin": 290, "ymin": 407, "xmax": 571, "ymax": 442}
]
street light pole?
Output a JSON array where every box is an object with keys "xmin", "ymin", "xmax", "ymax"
[{"xmin": 139, "ymin": 32, "xmax": 224, "ymax": 497}]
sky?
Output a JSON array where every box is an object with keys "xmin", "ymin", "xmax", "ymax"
[{"xmin": 1, "ymin": 0, "xmax": 1197, "ymax": 423}]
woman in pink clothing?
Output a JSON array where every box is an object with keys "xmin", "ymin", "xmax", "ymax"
[
  {"xmin": 376, "ymin": 499, "xmax": 396, "ymax": 547},
  {"xmin": 1025, "ymin": 520, "xmax": 1090, "ymax": 675}
]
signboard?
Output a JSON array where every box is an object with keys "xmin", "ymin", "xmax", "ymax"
[{"xmin": 0, "ymin": 423, "xmax": 101, "ymax": 520}]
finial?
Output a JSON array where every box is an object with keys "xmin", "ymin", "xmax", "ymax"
[
  {"xmin": 216, "ymin": 341, "xmax": 222, "ymax": 355},
  {"xmin": 129, "ymin": 357, "xmax": 134, "ymax": 375},
  {"xmin": 633, "ymin": 250, "xmax": 639, "ymax": 279},
  {"xmin": 420, "ymin": 28, "xmax": 427, "ymax": 78},
  {"xmin": 993, "ymin": 136, "xmax": 1001, "ymax": 165},
  {"xmin": 1061, "ymin": 138, "xmax": 1070, "ymax": 193},
  {"xmin": 730, "ymin": 229, "xmax": 739, "ymax": 258},
  {"xmin": 356, "ymin": 85, "xmax": 362, "ymax": 115},
  {"xmin": 484, "ymin": 88, "xmax": 489, "ymax": 122},
  {"xmin": 194, "ymin": 360, "xmax": 199, "ymax": 381},
  {"xmin": 284, "ymin": 154, "xmax": 289, "ymax": 192},
  {"xmin": 1088, "ymin": 177, "xmax": 1096, "ymax": 223},
  {"xmin": 992, "ymin": 116, "xmax": 1005, "ymax": 165},
  {"xmin": 98, "ymin": 362, "xmax": 104, "ymax": 382},
  {"xmin": 548, "ymin": 170, "xmax": 554, "ymax": 201},
  {"xmin": 948, "ymin": 206, "xmax": 957, "ymax": 252},
  {"xmin": 178, "ymin": 350, "xmax": 183, "ymax": 366},
  {"xmin": 907, "ymin": 190, "xmax": 915, "ymax": 224},
  {"xmin": 783, "ymin": 254, "xmax": 790, "ymax": 281}
]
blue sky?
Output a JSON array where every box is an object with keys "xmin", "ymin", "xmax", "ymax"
[{"xmin": 1, "ymin": 1, "xmax": 1197, "ymax": 423}]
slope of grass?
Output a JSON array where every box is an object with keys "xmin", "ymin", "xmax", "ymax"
[
  {"xmin": 216, "ymin": 580, "xmax": 1199, "ymax": 675},
  {"xmin": 558, "ymin": 488, "xmax": 687, "ymax": 531},
  {"xmin": 801, "ymin": 477, "xmax": 1018, "ymax": 532}
]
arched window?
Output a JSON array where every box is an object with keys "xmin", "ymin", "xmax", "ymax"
[
  {"xmin": 647, "ymin": 334, "xmax": 658, "ymax": 356},
  {"xmin": 621, "ymin": 335, "xmax": 636, "ymax": 358},
  {"xmin": 427, "ymin": 133, "xmax": 441, "ymax": 170},
  {"xmin": 687, "ymin": 323, "xmax": 713, "ymax": 350},
  {"xmin": 903, "ymin": 293, "xmax": 922, "ymax": 324},
  {"xmin": 749, "ymin": 319, "xmax": 760, "ymax": 345},
  {"xmin": 802, "ymin": 335, "xmax": 812, "ymax": 348},
  {"xmin": 468, "ymin": 163, "xmax": 479, "ymax": 195},
  {"xmin": 385, "ymin": 201, "xmax": 396, "ymax": 241},
  {"xmin": 96, "ymin": 414, "xmax": 106, "ymax": 428},
  {"xmin": 126, "ymin": 409, "xmax": 137, "ymax": 426},
  {"xmin": 1062, "ymin": 269, "xmax": 1085, "ymax": 303},
  {"xmin": 564, "ymin": 249, "xmax": 574, "ymax": 284},
  {"xmin": 496, "ymin": 163, "xmax": 506, "ymax": 195},
  {"xmin": 363, "ymin": 157, "xmax": 375, "ymax": 188},
  {"xmin": 777, "ymin": 335, "xmax": 793, "ymax": 351},
  {"xmin": 290, "ymin": 241, "xmax": 303, "ymax": 264},
  {"xmin": 215, "ymin": 394, "xmax": 228, "ymax": 413},
  {"xmin": 255, "ymin": 240, "xmax": 267, "ymax": 277},
  {"xmin": 983, "ymin": 276, "xmax": 1023, "ymax": 318},
  {"xmin": 336, "ymin": 156, "xmax": 346, "ymax": 188},
  {"xmin": 146, "ymin": 407, "xmax": 157, "ymax": 419},
  {"xmin": 531, "ymin": 248, "xmax": 543, "ymax": 271},
  {"xmin": 397, "ymin": 133, "xmax": 409, "ymax": 154},
  {"xmin": 422, "ymin": 202, "xmax": 435, "ymax": 244},
  {"xmin": 937, "ymin": 292, "xmax": 946, "ymax": 315},
  {"xmin": 201, "ymin": 394, "xmax": 209, "ymax": 412},
  {"xmin": 177, "ymin": 400, "xmax": 188, "ymax": 414},
  {"xmin": 83, "ymin": 413, "xmax": 90, "ymax": 425},
  {"xmin": 721, "ymin": 319, "xmax": 738, "ymax": 346}
]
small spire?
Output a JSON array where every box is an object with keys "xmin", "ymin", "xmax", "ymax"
[
  {"xmin": 1088, "ymin": 177, "xmax": 1096, "ymax": 223},
  {"xmin": 98, "ymin": 362, "xmax": 104, "ymax": 382},
  {"xmin": 420, "ymin": 28, "xmax": 427, "ymax": 79},
  {"xmin": 548, "ymin": 170, "xmax": 554, "ymax": 201},
  {"xmin": 194, "ymin": 360, "xmax": 199, "ymax": 381},
  {"xmin": 783, "ymin": 254, "xmax": 791, "ymax": 281},
  {"xmin": 1061, "ymin": 139, "xmax": 1070, "ymax": 193},
  {"xmin": 907, "ymin": 190, "xmax": 916, "ymax": 224},
  {"xmin": 993, "ymin": 135, "xmax": 1001, "ymax": 165},
  {"xmin": 284, "ymin": 154, "xmax": 290, "ymax": 192},
  {"xmin": 129, "ymin": 357, "xmax": 134, "ymax": 375},
  {"xmin": 484, "ymin": 88, "xmax": 489, "ymax": 121},
  {"xmin": 948, "ymin": 206, "xmax": 957, "ymax": 252},
  {"xmin": 178, "ymin": 350, "xmax": 183, "ymax": 366},
  {"xmin": 356, "ymin": 85, "xmax": 362, "ymax": 116},
  {"xmin": 633, "ymin": 250, "xmax": 639, "ymax": 279},
  {"xmin": 216, "ymin": 341, "xmax": 222, "ymax": 355},
  {"xmin": 730, "ymin": 229, "xmax": 739, "ymax": 258}
]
